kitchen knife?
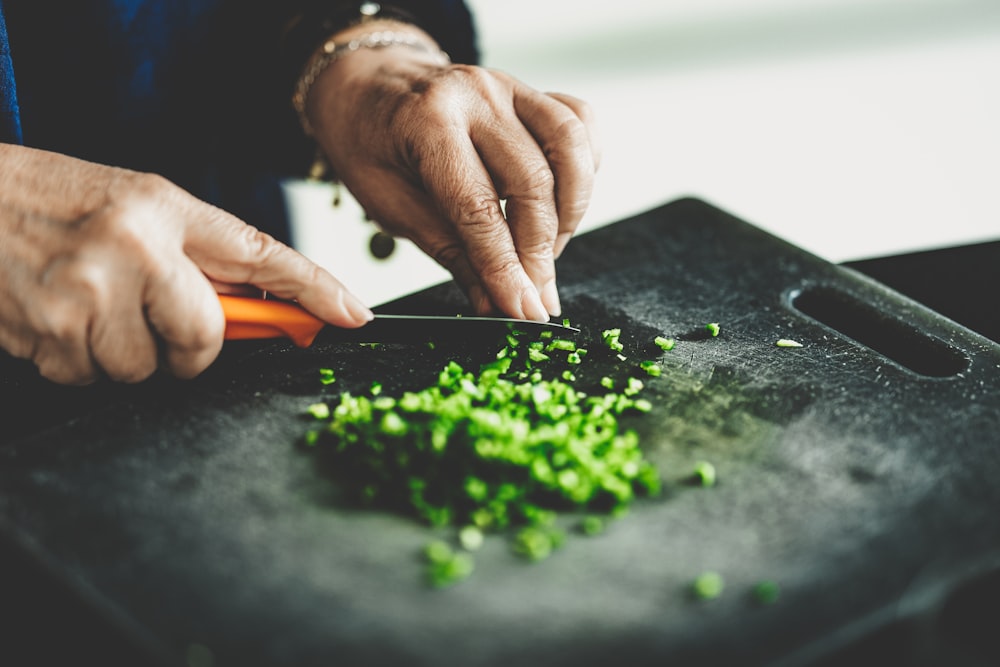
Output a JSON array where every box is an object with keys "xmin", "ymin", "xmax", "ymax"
[{"xmin": 218, "ymin": 294, "xmax": 579, "ymax": 347}]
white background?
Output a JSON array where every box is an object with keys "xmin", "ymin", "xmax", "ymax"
[{"xmin": 284, "ymin": 0, "xmax": 1000, "ymax": 306}]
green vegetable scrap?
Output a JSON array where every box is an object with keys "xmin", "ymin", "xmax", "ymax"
[
  {"xmin": 459, "ymin": 525, "xmax": 485, "ymax": 551},
  {"xmin": 319, "ymin": 368, "xmax": 336, "ymax": 385},
  {"xmin": 305, "ymin": 321, "xmax": 663, "ymax": 584},
  {"xmin": 753, "ymin": 580, "xmax": 780, "ymax": 604},
  {"xmin": 601, "ymin": 328, "xmax": 625, "ymax": 353},
  {"xmin": 580, "ymin": 515, "xmax": 605, "ymax": 536},
  {"xmin": 775, "ymin": 339, "xmax": 803, "ymax": 348},
  {"xmin": 306, "ymin": 403, "xmax": 330, "ymax": 420},
  {"xmin": 690, "ymin": 460, "xmax": 717, "ymax": 487},
  {"xmin": 654, "ymin": 336, "xmax": 675, "ymax": 351},
  {"xmin": 705, "ymin": 323, "xmax": 721, "ymax": 337},
  {"xmin": 639, "ymin": 360, "xmax": 662, "ymax": 377},
  {"xmin": 692, "ymin": 571, "xmax": 725, "ymax": 600},
  {"xmin": 424, "ymin": 540, "xmax": 475, "ymax": 587}
]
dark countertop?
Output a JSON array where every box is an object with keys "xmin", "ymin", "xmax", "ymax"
[{"xmin": 1, "ymin": 199, "xmax": 998, "ymax": 667}]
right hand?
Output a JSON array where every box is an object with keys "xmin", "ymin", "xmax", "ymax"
[{"xmin": 0, "ymin": 143, "xmax": 372, "ymax": 385}]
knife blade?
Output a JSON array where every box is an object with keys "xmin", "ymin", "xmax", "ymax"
[{"xmin": 218, "ymin": 294, "xmax": 579, "ymax": 347}]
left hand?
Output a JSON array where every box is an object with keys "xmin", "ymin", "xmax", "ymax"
[{"xmin": 303, "ymin": 22, "xmax": 600, "ymax": 321}]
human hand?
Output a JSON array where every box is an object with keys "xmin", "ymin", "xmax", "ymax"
[
  {"xmin": 0, "ymin": 144, "xmax": 372, "ymax": 385},
  {"xmin": 304, "ymin": 23, "xmax": 600, "ymax": 321}
]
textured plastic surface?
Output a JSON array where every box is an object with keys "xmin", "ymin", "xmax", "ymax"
[{"xmin": 1, "ymin": 198, "xmax": 999, "ymax": 667}]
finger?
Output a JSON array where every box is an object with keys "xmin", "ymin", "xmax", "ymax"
[
  {"xmin": 515, "ymin": 88, "xmax": 598, "ymax": 259},
  {"xmin": 30, "ymin": 294, "xmax": 100, "ymax": 385},
  {"xmin": 90, "ymin": 299, "xmax": 159, "ymax": 383},
  {"xmin": 139, "ymin": 253, "xmax": 225, "ymax": 379},
  {"xmin": 346, "ymin": 168, "xmax": 496, "ymax": 315},
  {"xmin": 470, "ymin": 105, "xmax": 563, "ymax": 316},
  {"xmin": 545, "ymin": 91, "xmax": 602, "ymax": 172},
  {"xmin": 413, "ymin": 128, "xmax": 549, "ymax": 321},
  {"xmin": 180, "ymin": 202, "xmax": 373, "ymax": 328}
]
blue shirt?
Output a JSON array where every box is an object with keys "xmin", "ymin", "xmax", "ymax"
[{"xmin": 0, "ymin": 0, "xmax": 477, "ymax": 239}]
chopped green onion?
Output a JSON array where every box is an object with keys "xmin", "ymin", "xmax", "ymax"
[
  {"xmin": 306, "ymin": 402, "xmax": 330, "ymax": 420},
  {"xmin": 692, "ymin": 571, "xmax": 725, "ymax": 600},
  {"xmin": 654, "ymin": 336, "xmax": 675, "ymax": 351},
  {"xmin": 691, "ymin": 460, "xmax": 716, "ymax": 487},
  {"xmin": 753, "ymin": 580, "xmax": 781, "ymax": 604},
  {"xmin": 547, "ymin": 339, "xmax": 577, "ymax": 352},
  {"xmin": 776, "ymin": 339, "xmax": 803, "ymax": 348},
  {"xmin": 640, "ymin": 360, "xmax": 662, "ymax": 377},
  {"xmin": 706, "ymin": 322, "xmax": 721, "ymax": 337},
  {"xmin": 319, "ymin": 368, "xmax": 336, "ymax": 385},
  {"xmin": 459, "ymin": 525, "xmax": 485, "ymax": 551},
  {"xmin": 427, "ymin": 552, "xmax": 474, "ymax": 587},
  {"xmin": 581, "ymin": 516, "xmax": 605, "ymax": 536}
]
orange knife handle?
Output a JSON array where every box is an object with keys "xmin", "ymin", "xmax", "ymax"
[{"xmin": 218, "ymin": 294, "xmax": 325, "ymax": 348}]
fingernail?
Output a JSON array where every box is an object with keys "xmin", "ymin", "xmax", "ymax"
[
  {"xmin": 554, "ymin": 232, "xmax": 573, "ymax": 259},
  {"xmin": 540, "ymin": 279, "xmax": 561, "ymax": 317},
  {"xmin": 346, "ymin": 291, "xmax": 375, "ymax": 323},
  {"xmin": 521, "ymin": 288, "xmax": 550, "ymax": 323}
]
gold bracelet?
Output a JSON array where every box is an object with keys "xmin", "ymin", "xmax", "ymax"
[{"xmin": 292, "ymin": 29, "xmax": 449, "ymax": 136}]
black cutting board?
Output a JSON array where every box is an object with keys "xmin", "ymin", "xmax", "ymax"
[{"xmin": 2, "ymin": 198, "xmax": 999, "ymax": 667}]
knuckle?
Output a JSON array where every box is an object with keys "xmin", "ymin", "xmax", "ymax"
[
  {"xmin": 458, "ymin": 193, "xmax": 504, "ymax": 228},
  {"xmin": 477, "ymin": 252, "xmax": 524, "ymax": 288},
  {"xmin": 543, "ymin": 116, "xmax": 590, "ymax": 162},
  {"xmin": 515, "ymin": 162, "xmax": 556, "ymax": 199},
  {"xmin": 429, "ymin": 240, "xmax": 466, "ymax": 270},
  {"xmin": 121, "ymin": 171, "xmax": 179, "ymax": 202}
]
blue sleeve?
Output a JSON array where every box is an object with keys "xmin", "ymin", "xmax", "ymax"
[{"xmin": 0, "ymin": 2, "xmax": 23, "ymax": 144}]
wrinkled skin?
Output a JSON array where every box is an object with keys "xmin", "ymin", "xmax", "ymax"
[
  {"xmin": 0, "ymin": 19, "xmax": 597, "ymax": 385},
  {"xmin": 0, "ymin": 145, "xmax": 372, "ymax": 385},
  {"xmin": 306, "ymin": 20, "xmax": 600, "ymax": 322}
]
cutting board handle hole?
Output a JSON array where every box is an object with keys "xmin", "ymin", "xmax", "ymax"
[{"xmin": 791, "ymin": 287, "xmax": 968, "ymax": 377}]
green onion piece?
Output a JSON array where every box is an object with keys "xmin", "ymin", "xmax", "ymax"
[
  {"xmin": 370, "ymin": 382, "xmax": 382, "ymax": 396},
  {"xmin": 424, "ymin": 540, "xmax": 454, "ymax": 564},
  {"xmin": 616, "ymin": 354, "xmax": 628, "ymax": 362},
  {"xmin": 459, "ymin": 525, "xmax": 485, "ymax": 551},
  {"xmin": 306, "ymin": 402, "xmax": 330, "ymax": 420},
  {"xmin": 547, "ymin": 339, "xmax": 576, "ymax": 352},
  {"xmin": 706, "ymin": 322, "xmax": 721, "ymax": 337},
  {"xmin": 428, "ymin": 552, "xmax": 475, "ymax": 587},
  {"xmin": 600, "ymin": 376, "xmax": 614, "ymax": 390},
  {"xmin": 632, "ymin": 398, "xmax": 652, "ymax": 412},
  {"xmin": 691, "ymin": 460, "xmax": 716, "ymax": 487},
  {"xmin": 654, "ymin": 336, "xmax": 675, "ymax": 351},
  {"xmin": 753, "ymin": 580, "xmax": 781, "ymax": 604},
  {"xmin": 624, "ymin": 377, "xmax": 644, "ymax": 396},
  {"xmin": 776, "ymin": 339, "xmax": 803, "ymax": 348},
  {"xmin": 566, "ymin": 352, "xmax": 582, "ymax": 365},
  {"xmin": 692, "ymin": 571, "xmax": 725, "ymax": 600},
  {"xmin": 640, "ymin": 360, "xmax": 662, "ymax": 377},
  {"xmin": 319, "ymin": 368, "xmax": 336, "ymax": 385},
  {"xmin": 427, "ymin": 341, "xmax": 436, "ymax": 350},
  {"xmin": 581, "ymin": 516, "xmax": 605, "ymax": 536},
  {"xmin": 528, "ymin": 348, "xmax": 550, "ymax": 363},
  {"xmin": 561, "ymin": 370, "xmax": 577, "ymax": 382},
  {"xmin": 539, "ymin": 330, "xmax": 553, "ymax": 340}
]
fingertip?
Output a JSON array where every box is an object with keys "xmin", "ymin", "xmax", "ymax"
[
  {"xmin": 521, "ymin": 288, "xmax": 550, "ymax": 323},
  {"xmin": 553, "ymin": 232, "xmax": 573, "ymax": 259},
  {"xmin": 540, "ymin": 279, "xmax": 561, "ymax": 318},
  {"xmin": 344, "ymin": 290, "xmax": 375, "ymax": 326}
]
